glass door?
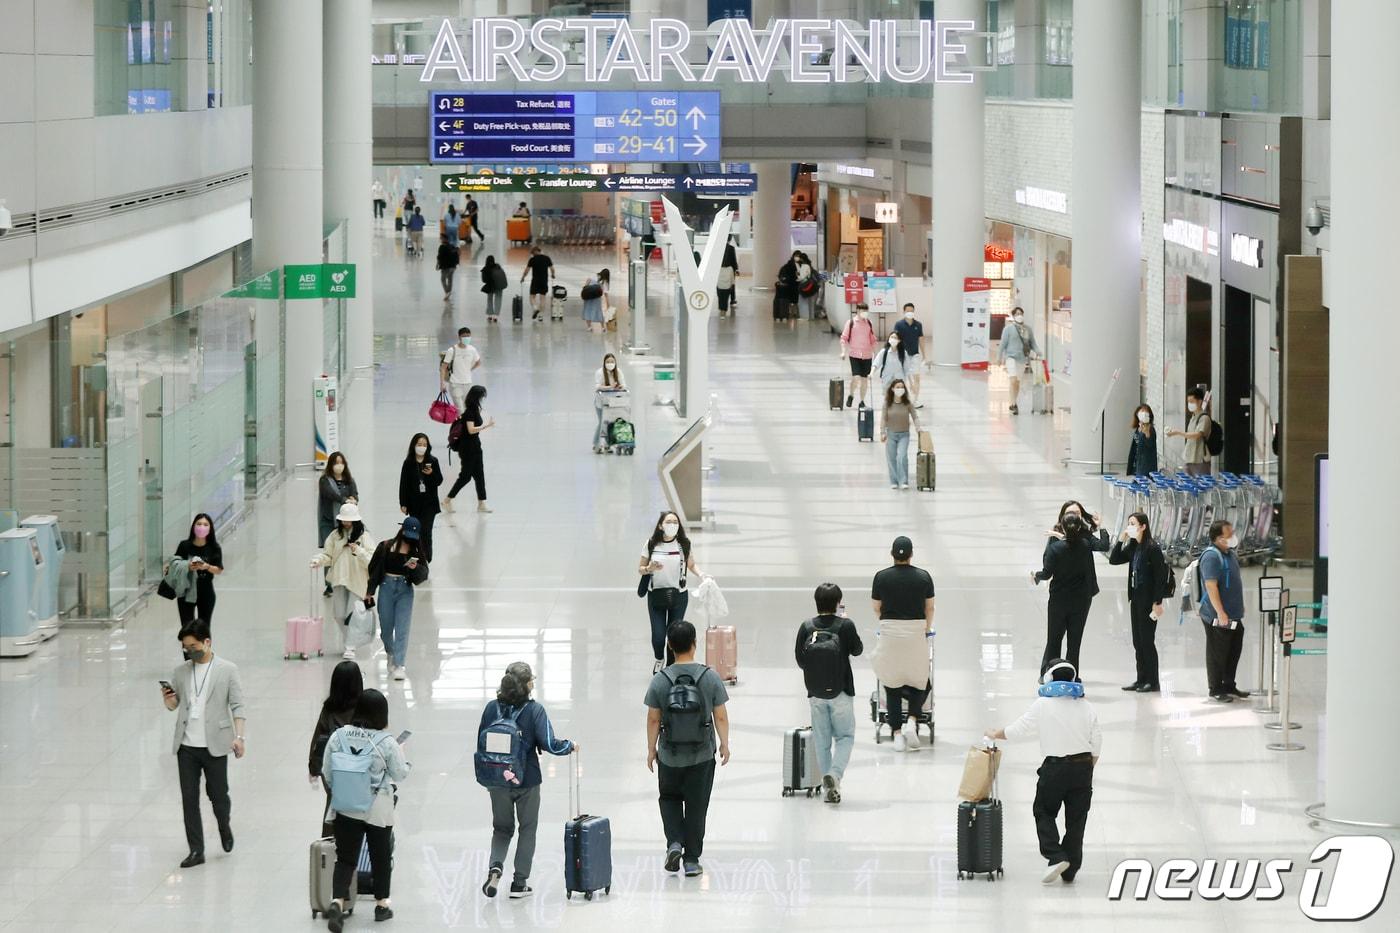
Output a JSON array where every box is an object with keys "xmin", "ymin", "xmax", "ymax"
[
  {"xmin": 139, "ymin": 375, "xmax": 164, "ymax": 584},
  {"xmin": 0, "ymin": 341, "xmax": 12, "ymax": 508}
]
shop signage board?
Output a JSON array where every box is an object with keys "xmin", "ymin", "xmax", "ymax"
[
  {"xmin": 223, "ymin": 271, "xmax": 280, "ymax": 300},
  {"xmin": 961, "ymin": 277, "xmax": 992, "ymax": 370},
  {"xmin": 284, "ymin": 264, "xmax": 358, "ymax": 300},
  {"xmin": 430, "ymin": 91, "xmax": 720, "ymax": 163}
]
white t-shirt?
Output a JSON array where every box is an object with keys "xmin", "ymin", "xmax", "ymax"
[
  {"xmin": 442, "ymin": 343, "xmax": 480, "ymax": 386},
  {"xmin": 595, "ymin": 367, "xmax": 626, "ymax": 390},
  {"xmin": 644, "ymin": 539, "xmax": 687, "ymax": 590},
  {"xmin": 182, "ymin": 662, "xmax": 214, "ymax": 748},
  {"xmin": 1003, "ymin": 696, "xmax": 1102, "ymax": 757}
]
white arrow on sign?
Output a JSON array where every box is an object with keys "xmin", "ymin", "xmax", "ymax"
[
  {"xmin": 683, "ymin": 177, "xmax": 694, "ymax": 188},
  {"xmin": 683, "ymin": 135, "xmax": 707, "ymax": 156},
  {"xmin": 685, "ymin": 106, "xmax": 705, "ymax": 130},
  {"xmin": 444, "ymin": 178, "xmax": 458, "ymax": 190},
  {"xmin": 524, "ymin": 178, "xmax": 536, "ymax": 189},
  {"xmin": 438, "ymin": 120, "xmax": 450, "ymax": 132},
  {"xmin": 438, "ymin": 143, "xmax": 450, "ymax": 155},
  {"xmin": 603, "ymin": 176, "xmax": 616, "ymax": 189},
  {"xmin": 437, "ymin": 99, "xmax": 450, "ymax": 110}
]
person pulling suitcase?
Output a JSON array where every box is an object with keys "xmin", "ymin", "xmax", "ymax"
[{"xmin": 985, "ymin": 659, "xmax": 1101, "ymax": 885}]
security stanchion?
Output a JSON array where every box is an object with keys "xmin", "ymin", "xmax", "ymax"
[
  {"xmin": 1255, "ymin": 576, "xmax": 1283, "ymax": 700},
  {"xmin": 1266, "ymin": 606, "xmax": 1304, "ymax": 751}
]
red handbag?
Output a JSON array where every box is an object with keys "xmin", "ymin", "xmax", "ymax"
[{"xmin": 429, "ymin": 391, "xmax": 459, "ymax": 424}]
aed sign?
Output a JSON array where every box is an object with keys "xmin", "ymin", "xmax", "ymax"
[
  {"xmin": 420, "ymin": 17, "xmax": 980, "ymax": 86},
  {"xmin": 1229, "ymin": 233, "xmax": 1264, "ymax": 269}
]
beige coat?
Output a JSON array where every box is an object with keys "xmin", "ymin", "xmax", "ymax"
[
  {"xmin": 870, "ymin": 619, "xmax": 932, "ymax": 689},
  {"xmin": 312, "ymin": 531, "xmax": 371, "ymax": 597}
]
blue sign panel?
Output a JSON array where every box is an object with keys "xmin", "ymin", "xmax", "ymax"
[{"xmin": 430, "ymin": 91, "xmax": 722, "ymax": 164}]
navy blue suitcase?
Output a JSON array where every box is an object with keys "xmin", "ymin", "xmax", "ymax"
[
  {"xmin": 857, "ymin": 407, "xmax": 875, "ymax": 442},
  {"xmin": 563, "ymin": 750, "xmax": 612, "ymax": 900}
]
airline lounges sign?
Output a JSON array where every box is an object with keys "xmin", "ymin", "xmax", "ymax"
[{"xmin": 419, "ymin": 17, "xmax": 980, "ymax": 86}]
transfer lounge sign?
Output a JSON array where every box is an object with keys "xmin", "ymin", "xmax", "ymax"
[{"xmin": 284, "ymin": 264, "xmax": 357, "ymax": 300}]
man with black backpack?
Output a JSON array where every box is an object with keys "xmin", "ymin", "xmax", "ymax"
[
  {"xmin": 644, "ymin": 620, "xmax": 730, "ymax": 878},
  {"xmin": 795, "ymin": 583, "xmax": 864, "ymax": 804}
]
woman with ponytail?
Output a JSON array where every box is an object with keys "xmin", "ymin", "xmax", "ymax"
[{"xmin": 476, "ymin": 662, "xmax": 576, "ymax": 900}]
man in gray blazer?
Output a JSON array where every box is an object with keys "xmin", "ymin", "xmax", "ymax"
[{"xmin": 161, "ymin": 618, "xmax": 247, "ymax": 868}]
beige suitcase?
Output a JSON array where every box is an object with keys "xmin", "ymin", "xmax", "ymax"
[{"xmin": 310, "ymin": 837, "xmax": 337, "ymax": 919}]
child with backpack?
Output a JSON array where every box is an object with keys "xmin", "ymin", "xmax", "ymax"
[
  {"xmin": 321, "ymin": 689, "xmax": 410, "ymax": 931},
  {"xmin": 794, "ymin": 583, "xmax": 864, "ymax": 804},
  {"xmin": 474, "ymin": 662, "xmax": 575, "ymax": 899},
  {"xmin": 643, "ymin": 621, "xmax": 731, "ymax": 878}
]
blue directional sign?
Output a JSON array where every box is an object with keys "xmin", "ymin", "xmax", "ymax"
[{"xmin": 430, "ymin": 91, "xmax": 721, "ymax": 164}]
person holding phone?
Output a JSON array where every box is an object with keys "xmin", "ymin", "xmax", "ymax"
[
  {"xmin": 173, "ymin": 513, "xmax": 224, "ymax": 625},
  {"xmin": 366, "ymin": 518, "xmax": 429, "ymax": 682},
  {"xmin": 310, "ymin": 504, "xmax": 372, "ymax": 659},
  {"xmin": 322, "ymin": 689, "xmax": 411, "ymax": 930},
  {"xmin": 477, "ymin": 662, "xmax": 576, "ymax": 899},
  {"xmin": 1032, "ymin": 504, "xmax": 1109, "ymax": 681},
  {"xmin": 161, "ymin": 618, "xmax": 245, "ymax": 869},
  {"xmin": 398, "ymin": 433, "xmax": 443, "ymax": 563},
  {"xmin": 638, "ymin": 512, "xmax": 701, "ymax": 674},
  {"xmin": 1108, "ymin": 512, "xmax": 1169, "ymax": 692}
]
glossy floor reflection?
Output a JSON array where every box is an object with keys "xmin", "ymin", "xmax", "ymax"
[{"xmin": 1, "ymin": 225, "xmax": 1393, "ymax": 931}]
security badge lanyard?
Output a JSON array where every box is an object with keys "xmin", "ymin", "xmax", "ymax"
[{"xmin": 189, "ymin": 662, "xmax": 211, "ymax": 721}]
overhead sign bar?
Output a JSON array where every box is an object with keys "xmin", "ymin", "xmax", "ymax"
[
  {"xmin": 420, "ymin": 17, "xmax": 979, "ymax": 86},
  {"xmin": 441, "ymin": 172, "xmax": 757, "ymax": 195}
]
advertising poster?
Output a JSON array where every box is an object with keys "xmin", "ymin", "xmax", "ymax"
[
  {"xmin": 866, "ymin": 275, "xmax": 897, "ymax": 312},
  {"xmin": 843, "ymin": 272, "xmax": 865, "ymax": 305},
  {"xmin": 961, "ymin": 277, "xmax": 992, "ymax": 370}
]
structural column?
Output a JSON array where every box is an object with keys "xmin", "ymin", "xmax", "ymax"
[
  {"xmin": 1325, "ymin": 0, "xmax": 1400, "ymax": 826},
  {"xmin": 324, "ymin": 0, "xmax": 374, "ymax": 380},
  {"xmin": 1069, "ymin": 0, "xmax": 1140, "ymax": 465},
  {"xmin": 253, "ymin": 0, "xmax": 324, "ymax": 469},
  {"xmin": 930, "ymin": 0, "xmax": 984, "ymax": 365},
  {"xmin": 751, "ymin": 161, "xmax": 792, "ymax": 292}
]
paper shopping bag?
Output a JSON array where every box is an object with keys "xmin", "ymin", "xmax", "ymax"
[
  {"xmin": 918, "ymin": 430, "xmax": 934, "ymax": 454},
  {"xmin": 957, "ymin": 745, "xmax": 1002, "ymax": 801}
]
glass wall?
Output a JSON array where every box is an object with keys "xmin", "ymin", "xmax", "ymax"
[
  {"xmin": 95, "ymin": 0, "xmax": 252, "ymax": 114},
  {"xmin": 1219, "ymin": 0, "xmax": 1301, "ymax": 113}
]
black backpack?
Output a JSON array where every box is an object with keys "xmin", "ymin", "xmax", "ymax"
[
  {"xmin": 801, "ymin": 618, "xmax": 845, "ymax": 699},
  {"xmin": 661, "ymin": 668, "xmax": 711, "ymax": 748},
  {"xmin": 1205, "ymin": 419, "xmax": 1224, "ymax": 456}
]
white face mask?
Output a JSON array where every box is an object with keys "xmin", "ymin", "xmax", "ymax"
[
  {"xmin": 893, "ymin": 387, "xmax": 906, "ymax": 398},
  {"xmin": 1188, "ymin": 402, "xmax": 1199, "ymax": 413},
  {"xmin": 415, "ymin": 445, "xmax": 428, "ymax": 457},
  {"xmin": 1127, "ymin": 524, "xmax": 1142, "ymax": 539},
  {"xmin": 661, "ymin": 522, "xmax": 679, "ymax": 538},
  {"xmin": 1013, "ymin": 314, "xmax": 1024, "ymax": 323},
  {"xmin": 332, "ymin": 463, "xmax": 344, "ymax": 475},
  {"xmin": 888, "ymin": 338, "xmax": 899, "ymax": 348},
  {"xmin": 1137, "ymin": 411, "xmax": 1151, "ymax": 424},
  {"xmin": 1225, "ymin": 534, "xmax": 1239, "ymax": 550},
  {"xmin": 605, "ymin": 362, "xmax": 616, "ymax": 371},
  {"xmin": 904, "ymin": 311, "xmax": 914, "ymax": 320},
  {"xmin": 858, "ymin": 312, "xmax": 868, "ymax": 320}
]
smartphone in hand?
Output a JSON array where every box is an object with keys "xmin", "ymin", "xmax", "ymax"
[
  {"xmin": 159, "ymin": 680, "xmax": 174, "ymax": 693},
  {"xmin": 396, "ymin": 730, "xmax": 412, "ymax": 745}
]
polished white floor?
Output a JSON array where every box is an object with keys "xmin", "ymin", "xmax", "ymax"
[{"xmin": 2, "ymin": 224, "xmax": 1393, "ymax": 932}]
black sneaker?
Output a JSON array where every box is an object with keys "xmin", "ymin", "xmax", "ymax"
[
  {"xmin": 326, "ymin": 902, "xmax": 346, "ymax": 933},
  {"xmin": 219, "ymin": 825, "xmax": 234, "ymax": 853},
  {"xmin": 664, "ymin": 844, "xmax": 683, "ymax": 873},
  {"xmin": 1009, "ymin": 404, "xmax": 1020, "ymax": 415},
  {"xmin": 374, "ymin": 904, "xmax": 394, "ymax": 921},
  {"xmin": 1228, "ymin": 687, "xmax": 1250, "ymax": 699},
  {"xmin": 179, "ymin": 851, "xmax": 204, "ymax": 869},
  {"xmin": 845, "ymin": 395, "xmax": 853, "ymax": 408},
  {"xmin": 1136, "ymin": 683, "xmax": 1161, "ymax": 693},
  {"xmin": 1121, "ymin": 682, "xmax": 1142, "ymax": 691},
  {"xmin": 1209, "ymin": 693, "xmax": 1234, "ymax": 703},
  {"xmin": 508, "ymin": 881, "xmax": 533, "ymax": 899},
  {"xmin": 683, "ymin": 861, "xmax": 703, "ymax": 878},
  {"xmin": 481, "ymin": 865, "xmax": 502, "ymax": 898}
]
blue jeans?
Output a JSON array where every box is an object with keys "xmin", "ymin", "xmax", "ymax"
[
  {"xmin": 594, "ymin": 402, "xmax": 606, "ymax": 447},
  {"xmin": 809, "ymin": 695, "xmax": 856, "ymax": 781},
  {"xmin": 885, "ymin": 430, "xmax": 910, "ymax": 485},
  {"xmin": 647, "ymin": 589, "xmax": 689, "ymax": 662},
  {"xmin": 377, "ymin": 575, "xmax": 414, "ymax": 667}
]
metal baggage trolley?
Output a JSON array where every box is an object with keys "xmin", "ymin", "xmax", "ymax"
[{"xmin": 595, "ymin": 388, "xmax": 634, "ymax": 455}]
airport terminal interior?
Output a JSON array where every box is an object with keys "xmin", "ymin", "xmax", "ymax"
[{"xmin": 1, "ymin": 1, "xmax": 1397, "ymax": 931}]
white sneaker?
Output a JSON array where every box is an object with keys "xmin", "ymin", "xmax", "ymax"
[
  {"xmin": 900, "ymin": 484, "xmax": 910, "ymax": 490},
  {"xmin": 891, "ymin": 484, "xmax": 899, "ymax": 489},
  {"xmin": 892, "ymin": 733, "xmax": 908, "ymax": 752},
  {"xmin": 392, "ymin": 666, "xmax": 406, "ymax": 681},
  {"xmin": 1042, "ymin": 861, "xmax": 1072, "ymax": 884},
  {"xmin": 905, "ymin": 729, "xmax": 922, "ymax": 750},
  {"xmin": 342, "ymin": 648, "xmax": 356, "ymax": 660}
]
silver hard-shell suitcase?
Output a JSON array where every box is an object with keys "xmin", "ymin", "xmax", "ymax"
[
  {"xmin": 781, "ymin": 726, "xmax": 822, "ymax": 797},
  {"xmin": 310, "ymin": 837, "xmax": 336, "ymax": 918}
]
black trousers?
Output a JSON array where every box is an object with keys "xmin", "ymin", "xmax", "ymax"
[
  {"xmin": 406, "ymin": 509, "xmax": 437, "ymax": 563},
  {"xmin": 1201, "ymin": 619, "xmax": 1245, "ymax": 694},
  {"xmin": 1032, "ymin": 755, "xmax": 1094, "ymax": 880},
  {"xmin": 447, "ymin": 449, "xmax": 486, "ymax": 501},
  {"xmin": 1041, "ymin": 594, "xmax": 1092, "ymax": 677},
  {"xmin": 1129, "ymin": 598, "xmax": 1160, "ymax": 686},
  {"xmin": 884, "ymin": 681, "xmax": 931, "ymax": 732},
  {"xmin": 440, "ymin": 267, "xmax": 455, "ymax": 294},
  {"xmin": 176, "ymin": 587, "xmax": 217, "ymax": 625},
  {"xmin": 177, "ymin": 744, "xmax": 231, "ymax": 853},
  {"xmin": 657, "ymin": 758, "xmax": 716, "ymax": 860},
  {"xmin": 333, "ymin": 815, "xmax": 393, "ymax": 901}
]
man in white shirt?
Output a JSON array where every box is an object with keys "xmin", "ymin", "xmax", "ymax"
[
  {"xmin": 986, "ymin": 658, "xmax": 1100, "ymax": 885},
  {"xmin": 440, "ymin": 326, "xmax": 481, "ymax": 412}
]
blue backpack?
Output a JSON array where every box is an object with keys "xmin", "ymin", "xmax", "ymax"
[
  {"xmin": 474, "ymin": 702, "xmax": 530, "ymax": 788},
  {"xmin": 329, "ymin": 731, "xmax": 389, "ymax": 814}
]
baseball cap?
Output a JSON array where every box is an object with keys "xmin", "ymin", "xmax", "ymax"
[
  {"xmin": 891, "ymin": 536, "xmax": 913, "ymax": 560},
  {"xmin": 400, "ymin": 516, "xmax": 422, "ymax": 540}
]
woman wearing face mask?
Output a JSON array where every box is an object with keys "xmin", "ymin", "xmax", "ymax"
[
  {"xmin": 310, "ymin": 504, "xmax": 373, "ymax": 660},
  {"xmin": 1126, "ymin": 404, "xmax": 1158, "ymax": 477},
  {"xmin": 638, "ymin": 512, "xmax": 701, "ymax": 674},
  {"xmin": 174, "ymin": 513, "xmax": 224, "ymax": 624},
  {"xmin": 1165, "ymin": 387, "xmax": 1212, "ymax": 475},
  {"xmin": 398, "ymin": 433, "xmax": 443, "ymax": 562},
  {"xmin": 319, "ymin": 452, "xmax": 359, "ymax": 596},
  {"xmin": 880, "ymin": 378, "xmax": 921, "ymax": 489},
  {"xmin": 995, "ymin": 306, "xmax": 1040, "ymax": 416},
  {"xmin": 1032, "ymin": 502, "xmax": 1110, "ymax": 680},
  {"xmin": 1108, "ymin": 512, "xmax": 1169, "ymax": 692},
  {"xmin": 839, "ymin": 304, "xmax": 878, "ymax": 409},
  {"xmin": 593, "ymin": 353, "xmax": 626, "ymax": 452},
  {"xmin": 872, "ymin": 332, "xmax": 914, "ymax": 396},
  {"xmin": 444, "ymin": 385, "xmax": 494, "ymax": 514}
]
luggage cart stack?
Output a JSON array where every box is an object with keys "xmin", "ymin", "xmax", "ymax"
[{"xmin": 1124, "ymin": 470, "xmax": 1281, "ymax": 565}]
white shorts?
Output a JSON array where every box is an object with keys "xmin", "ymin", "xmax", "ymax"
[
  {"xmin": 905, "ymin": 355, "xmax": 922, "ymax": 373},
  {"xmin": 1004, "ymin": 359, "xmax": 1022, "ymax": 378}
]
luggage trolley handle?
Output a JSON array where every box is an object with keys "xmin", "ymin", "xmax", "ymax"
[
  {"xmin": 569, "ymin": 744, "xmax": 582, "ymax": 818},
  {"xmin": 309, "ymin": 566, "xmax": 322, "ymax": 620}
]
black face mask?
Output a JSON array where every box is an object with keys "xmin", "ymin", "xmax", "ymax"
[{"xmin": 183, "ymin": 646, "xmax": 204, "ymax": 662}]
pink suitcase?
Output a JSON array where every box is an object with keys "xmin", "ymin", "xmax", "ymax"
[
  {"xmin": 284, "ymin": 571, "xmax": 325, "ymax": 660},
  {"xmin": 706, "ymin": 624, "xmax": 738, "ymax": 685}
]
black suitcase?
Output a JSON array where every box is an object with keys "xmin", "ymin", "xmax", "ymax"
[
  {"xmin": 828, "ymin": 378, "xmax": 845, "ymax": 410},
  {"xmin": 394, "ymin": 215, "xmax": 403, "ymax": 232},
  {"xmin": 512, "ymin": 294, "xmax": 524, "ymax": 323},
  {"xmin": 956, "ymin": 798, "xmax": 1004, "ymax": 880},
  {"xmin": 857, "ymin": 407, "xmax": 874, "ymax": 442},
  {"xmin": 916, "ymin": 450, "xmax": 936, "ymax": 491}
]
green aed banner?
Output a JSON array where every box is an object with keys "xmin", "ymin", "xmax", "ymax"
[
  {"xmin": 222, "ymin": 270, "xmax": 280, "ymax": 300},
  {"xmin": 284, "ymin": 263, "xmax": 357, "ymax": 300}
]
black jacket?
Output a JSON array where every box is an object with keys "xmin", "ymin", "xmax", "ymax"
[
  {"xmin": 308, "ymin": 705, "xmax": 354, "ymax": 777},
  {"xmin": 1034, "ymin": 529, "xmax": 1109, "ymax": 601},
  {"xmin": 318, "ymin": 475, "xmax": 358, "ymax": 530},
  {"xmin": 399, "ymin": 455, "xmax": 443, "ymax": 515},
  {"xmin": 794, "ymin": 614, "xmax": 864, "ymax": 698},
  {"xmin": 1127, "ymin": 428, "xmax": 1158, "ymax": 476},
  {"xmin": 1108, "ymin": 538, "xmax": 1170, "ymax": 603}
]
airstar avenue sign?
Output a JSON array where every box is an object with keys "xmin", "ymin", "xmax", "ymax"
[{"xmin": 419, "ymin": 17, "xmax": 981, "ymax": 86}]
